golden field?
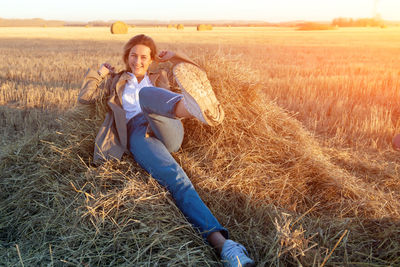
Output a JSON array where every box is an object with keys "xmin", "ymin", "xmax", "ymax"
[{"xmin": 1, "ymin": 26, "xmax": 400, "ymax": 266}]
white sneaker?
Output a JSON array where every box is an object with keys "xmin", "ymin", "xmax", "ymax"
[{"xmin": 221, "ymin": 240, "xmax": 255, "ymax": 267}]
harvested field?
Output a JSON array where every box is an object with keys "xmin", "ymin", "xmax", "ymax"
[{"xmin": 1, "ymin": 26, "xmax": 400, "ymax": 266}]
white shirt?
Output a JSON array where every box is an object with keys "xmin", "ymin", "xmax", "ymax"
[{"xmin": 122, "ymin": 73, "xmax": 153, "ymax": 122}]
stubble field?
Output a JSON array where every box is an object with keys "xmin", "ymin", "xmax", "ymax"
[{"xmin": 1, "ymin": 26, "xmax": 400, "ymax": 266}]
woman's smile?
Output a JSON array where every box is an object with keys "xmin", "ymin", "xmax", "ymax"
[{"xmin": 128, "ymin": 44, "xmax": 152, "ymax": 80}]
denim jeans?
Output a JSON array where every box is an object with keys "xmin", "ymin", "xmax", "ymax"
[{"xmin": 127, "ymin": 86, "xmax": 228, "ymax": 240}]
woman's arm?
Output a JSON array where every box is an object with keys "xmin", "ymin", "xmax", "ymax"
[
  {"xmin": 78, "ymin": 63, "xmax": 115, "ymax": 104},
  {"xmin": 157, "ymin": 51, "xmax": 200, "ymax": 68}
]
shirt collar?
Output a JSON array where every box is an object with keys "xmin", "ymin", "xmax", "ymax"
[{"xmin": 126, "ymin": 72, "xmax": 150, "ymax": 85}]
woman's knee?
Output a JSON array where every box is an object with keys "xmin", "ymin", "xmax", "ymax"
[
  {"xmin": 164, "ymin": 138, "xmax": 182, "ymax": 153},
  {"xmin": 138, "ymin": 86, "xmax": 155, "ymax": 108},
  {"xmin": 163, "ymin": 121, "xmax": 184, "ymax": 153}
]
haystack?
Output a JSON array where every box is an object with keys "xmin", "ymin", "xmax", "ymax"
[
  {"xmin": 2, "ymin": 51, "xmax": 400, "ymax": 266},
  {"xmin": 110, "ymin": 21, "xmax": 128, "ymax": 34},
  {"xmin": 176, "ymin": 24, "xmax": 184, "ymax": 30},
  {"xmin": 197, "ymin": 24, "xmax": 213, "ymax": 31}
]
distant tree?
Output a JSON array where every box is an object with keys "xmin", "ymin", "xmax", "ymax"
[{"xmin": 332, "ymin": 17, "xmax": 384, "ymax": 27}]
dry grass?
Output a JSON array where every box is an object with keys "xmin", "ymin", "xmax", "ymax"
[
  {"xmin": 296, "ymin": 23, "xmax": 336, "ymax": 31},
  {"xmin": 1, "ymin": 27, "xmax": 400, "ymax": 266}
]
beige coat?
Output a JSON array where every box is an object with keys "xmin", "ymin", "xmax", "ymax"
[{"xmin": 78, "ymin": 52, "xmax": 198, "ymax": 164}]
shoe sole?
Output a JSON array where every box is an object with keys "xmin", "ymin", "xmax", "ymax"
[{"xmin": 173, "ymin": 63, "xmax": 224, "ymax": 126}]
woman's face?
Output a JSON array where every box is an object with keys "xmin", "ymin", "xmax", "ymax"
[{"xmin": 128, "ymin": 44, "xmax": 153, "ymax": 78}]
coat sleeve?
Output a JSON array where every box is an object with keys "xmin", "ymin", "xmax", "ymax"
[
  {"xmin": 78, "ymin": 69, "xmax": 112, "ymax": 105},
  {"xmin": 157, "ymin": 69, "xmax": 171, "ymax": 90},
  {"xmin": 168, "ymin": 51, "xmax": 201, "ymax": 69}
]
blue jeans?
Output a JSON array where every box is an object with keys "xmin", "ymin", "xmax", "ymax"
[{"xmin": 127, "ymin": 86, "xmax": 228, "ymax": 240}]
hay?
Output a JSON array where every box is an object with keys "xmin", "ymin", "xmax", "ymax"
[
  {"xmin": 0, "ymin": 105, "xmax": 217, "ymax": 266},
  {"xmin": 1, "ymin": 51, "xmax": 400, "ymax": 266},
  {"xmin": 197, "ymin": 24, "xmax": 213, "ymax": 31},
  {"xmin": 110, "ymin": 21, "xmax": 128, "ymax": 34},
  {"xmin": 176, "ymin": 24, "xmax": 184, "ymax": 30},
  {"xmin": 296, "ymin": 22, "xmax": 336, "ymax": 31},
  {"xmin": 181, "ymin": 53, "xmax": 400, "ymax": 219}
]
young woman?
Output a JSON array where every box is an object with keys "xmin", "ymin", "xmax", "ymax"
[{"xmin": 78, "ymin": 34, "xmax": 255, "ymax": 267}]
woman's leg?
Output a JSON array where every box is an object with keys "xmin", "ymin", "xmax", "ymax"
[
  {"xmin": 139, "ymin": 87, "xmax": 184, "ymax": 152},
  {"xmin": 134, "ymin": 86, "xmax": 254, "ymax": 266},
  {"xmin": 127, "ymin": 114, "xmax": 228, "ymax": 240}
]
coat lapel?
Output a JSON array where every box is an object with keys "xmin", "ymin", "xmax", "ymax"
[
  {"xmin": 107, "ymin": 72, "xmax": 131, "ymax": 151},
  {"xmin": 148, "ymin": 72, "xmax": 160, "ymax": 85},
  {"xmin": 116, "ymin": 72, "xmax": 131, "ymax": 102},
  {"xmin": 148, "ymin": 62, "xmax": 160, "ymax": 85}
]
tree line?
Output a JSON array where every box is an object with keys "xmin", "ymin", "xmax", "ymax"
[{"xmin": 332, "ymin": 17, "xmax": 385, "ymax": 27}]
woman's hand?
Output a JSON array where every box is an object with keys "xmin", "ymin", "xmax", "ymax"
[
  {"xmin": 98, "ymin": 63, "xmax": 115, "ymax": 77},
  {"xmin": 157, "ymin": 51, "xmax": 175, "ymax": 62}
]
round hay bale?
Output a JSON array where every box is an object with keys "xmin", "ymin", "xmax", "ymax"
[
  {"xmin": 176, "ymin": 24, "xmax": 184, "ymax": 30},
  {"xmin": 197, "ymin": 24, "xmax": 213, "ymax": 31},
  {"xmin": 110, "ymin": 21, "xmax": 128, "ymax": 34}
]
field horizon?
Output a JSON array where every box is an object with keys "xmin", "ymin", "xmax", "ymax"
[{"xmin": 1, "ymin": 26, "xmax": 400, "ymax": 266}]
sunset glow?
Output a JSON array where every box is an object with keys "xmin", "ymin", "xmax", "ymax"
[{"xmin": 2, "ymin": 0, "xmax": 400, "ymax": 22}]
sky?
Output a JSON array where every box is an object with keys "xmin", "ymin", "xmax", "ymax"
[{"xmin": 1, "ymin": 0, "xmax": 400, "ymax": 22}]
